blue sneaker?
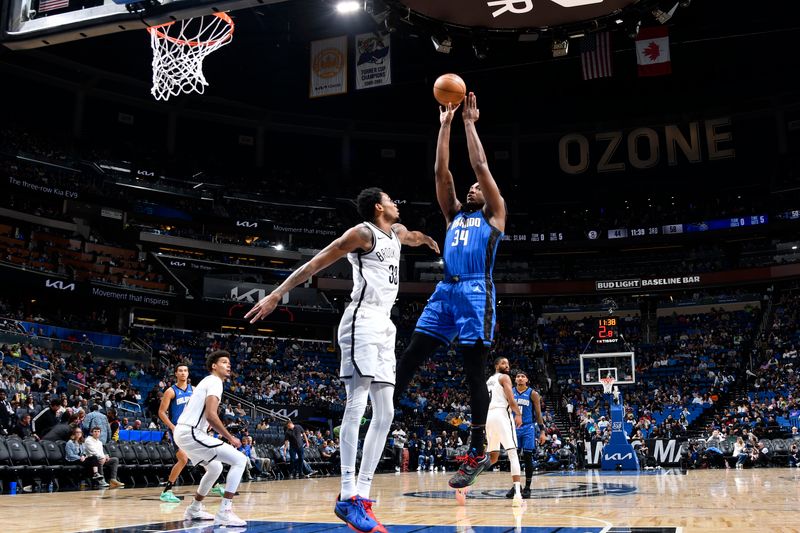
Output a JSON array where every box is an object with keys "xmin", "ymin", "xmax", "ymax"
[{"xmin": 334, "ymin": 495, "xmax": 380, "ymax": 533}]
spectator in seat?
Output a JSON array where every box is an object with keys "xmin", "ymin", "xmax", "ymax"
[
  {"xmin": 320, "ymin": 439, "xmax": 338, "ymax": 470},
  {"xmin": 42, "ymin": 413, "xmax": 80, "ymax": 442},
  {"xmin": 433, "ymin": 441, "xmax": 447, "ymax": 472},
  {"xmin": 418, "ymin": 440, "xmax": 434, "ymax": 471},
  {"xmin": 82, "ymin": 404, "xmax": 110, "ymax": 444},
  {"xmin": 239, "ymin": 436, "xmax": 268, "ymax": 480},
  {"xmin": 789, "ymin": 443, "xmax": 800, "ymax": 467},
  {"xmin": 12, "ymin": 413, "xmax": 34, "ymax": 439},
  {"xmin": 731, "ymin": 437, "xmax": 746, "ymax": 469},
  {"xmin": 65, "ymin": 427, "xmax": 107, "ymax": 488},
  {"xmin": 84, "ymin": 426, "xmax": 124, "ymax": 488}
]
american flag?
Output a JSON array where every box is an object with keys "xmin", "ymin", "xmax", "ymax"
[
  {"xmin": 581, "ymin": 32, "xmax": 613, "ymax": 81},
  {"xmin": 38, "ymin": 0, "xmax": 70, "ymax": 13}
]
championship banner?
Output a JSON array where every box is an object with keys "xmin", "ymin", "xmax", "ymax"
[
  {"xmin": 310, "ymin": 36, "xmax": 347, "ymax": 98},
  {"xmin": 355, "ymin": 32, "xmax": 391, "ymax": 90}
]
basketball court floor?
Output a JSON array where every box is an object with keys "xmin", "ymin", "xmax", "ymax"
[{"xmin": 3, "ymin": 468, "xmax": 799, "ymax": 532}]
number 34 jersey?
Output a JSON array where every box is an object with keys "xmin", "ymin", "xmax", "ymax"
[
  {"xmin": 443, "ymin": 210, "xmax": 502, "ymax": 280},
  {"xmin": 347, "ymin": 221, "xmax": 401, "ymax": 314}
]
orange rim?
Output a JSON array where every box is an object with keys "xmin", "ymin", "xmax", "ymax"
[{"xmin": 148, "ymin": 12, "xmax": 234, "ymax": 48}]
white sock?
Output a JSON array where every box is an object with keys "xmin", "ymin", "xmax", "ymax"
[
  {"xmin": 189, "ymin": 498, "xmax": 202, "ymax": 509},
  {"xmin": 356, "ymin": 473, "xmax": 374, "ymax": 500},
  {"xmin": 514, "ymin": 481, "xmax": 521, "ymax": 496},
  {"xmin": 220, "ymin": 497, "xmax": 233, "ymax": 512},
  {"xmin": 341, "ymin": 467, "xmax": 357, "ymax": 500}
]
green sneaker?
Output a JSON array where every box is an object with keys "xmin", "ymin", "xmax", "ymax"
[
  {"xmin": 160, "ymin": 490, "xmax": 181, "ymax": 503},
  {"xmin": 211, "ymin": 484, "xmax": 225, "ymax": 497}
]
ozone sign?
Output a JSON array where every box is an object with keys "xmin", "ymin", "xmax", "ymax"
[{"xmin": 397, "ymin": 0, "xmax": 637, "ymax": 29}]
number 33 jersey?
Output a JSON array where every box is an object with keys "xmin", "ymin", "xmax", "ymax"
[{"xmin": 347, "ymin": 221, "xmax": 401, "ymax": 314}]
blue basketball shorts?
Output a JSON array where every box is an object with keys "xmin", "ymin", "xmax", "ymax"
[
  {"xmin": 516, "ymin": 425, "xmax": 537, "ymax": 452},
  {"xmin": 414, "ymin": 277, "xmax": 496, "ymax": 345}
]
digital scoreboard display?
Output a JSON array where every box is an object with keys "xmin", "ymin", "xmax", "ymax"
[{"xmin": 596, "ymin": 317, "xmax": 620, "ymax": 345}]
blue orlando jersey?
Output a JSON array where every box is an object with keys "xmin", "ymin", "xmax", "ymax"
[
  {"xmin": 443, "ymin": 210, "xmax": 503, "ymax": 279},
  {"xmin": 513, "ymin": 387, "xmax": 535, "ymax": 426},
  {"xmin": 169, "ymin": 384, "xmax": 193, "ymax": 425}
]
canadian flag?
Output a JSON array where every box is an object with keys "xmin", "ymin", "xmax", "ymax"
[{"xmin": 635, "ymin": 26, "xmax": 671, "ymax": 77}]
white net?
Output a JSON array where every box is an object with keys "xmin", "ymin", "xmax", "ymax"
[
  {"xmin": 600, "ymin": 376, "xmax": 615, "ymax": 395},
  {"xmin": 148, "ymin": 12, "xmax": 234, "ymax": 101}
]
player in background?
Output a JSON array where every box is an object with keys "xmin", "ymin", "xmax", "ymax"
[
  {"xmin": 158, "ymin": 363, "xmax": 192, "ymax": 503},
  {"xmin": 393, "ymin": 93, "xmax": 507, "ymax": 489},
  {"xmin": 484, "ymin": 357, "xmax": 523, "ymax": 506},
  {"xmin": 506, "ymin": 370, "xmax": 546, "ymax": 499},
  {"xmin": 173, "ymin": 351, "xmax": 247, "ymax": 527},
  {"xmin": 246, "ymin": 187, "xmax": 439, "ymax": 533}
]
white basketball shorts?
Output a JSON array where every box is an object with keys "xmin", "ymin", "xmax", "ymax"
[
  {"xmin": 337, "ymin": 304, "xmax": 397, "ymax": 385},
  {"xmin": 173, "ymin": 425, "xmax": 240, "ymax": 466},
  {"xmin": 486, "ymin": 408, "xmax": 518, "ymax": 452}
]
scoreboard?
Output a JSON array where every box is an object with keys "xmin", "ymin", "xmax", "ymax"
[{"xmin": 596, "ymin": 317, "xmax": 620, "ymax": 349}]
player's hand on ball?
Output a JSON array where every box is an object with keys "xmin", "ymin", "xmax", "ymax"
[
  {"xmin": 515, "ymin": 413, "xmax": 523, "ymax": 428},
  {"xmin": 439, "ymin": 102, "xmax": 460, "ymax": 126},
  {"xmin": 245, "ymin": 293, "xmax": 281, "ymax": 323},
  {"xmin": 425, "ymin": 236, "xmax": 440, "ymax": 255},
  {"xmin": 462, "ymin": 92, "xmax": 480, "ymax": 123}
]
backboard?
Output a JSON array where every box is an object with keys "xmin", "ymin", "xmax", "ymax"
[
  {"xmin": 2, "ymin": 0, "xmax": 288, "ymax": 49},
  {"xmin": 579, "ymin": 351, "xmax": 635, "ymax": 386}
]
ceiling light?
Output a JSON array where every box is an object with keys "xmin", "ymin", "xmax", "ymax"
[
  {"xmin": 552, "ymin": 39, "xmax": 569, "ymax": 57},
  {"xmin": 431, "ymin": 33, "xmax": 452, "ymax": 54},
  {"xmin": 336, "ymin": 1, "xmax": 361, "ymax": 14}
]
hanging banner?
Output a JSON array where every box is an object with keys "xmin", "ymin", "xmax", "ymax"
[
  {"xmin": 310, "ymin": 35, "xmax": 348, "ymax": 98},
  {"xmin": 355, "ymin": 32, "xmax": 391, "ymax": 90}
]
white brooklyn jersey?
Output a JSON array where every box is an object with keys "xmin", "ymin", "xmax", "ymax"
[
  {"xmin": 347, "ymin": 222, "xmax": 401, "ymax": 313},
  {"xmin": 176, "ymin": 374, "xmax": 223, "ymax": 433},
  {"xmin": 487, "ymin": 372, "xmax": 510, "ymax": 411}
]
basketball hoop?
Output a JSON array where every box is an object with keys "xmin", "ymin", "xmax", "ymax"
[
  {"xmin": 147, "ymin": 12, "xmax": 234, "ymax": 101},
  {"xmin": 600, "ymin": 376, "xmax": 615, "ymax": 395}
]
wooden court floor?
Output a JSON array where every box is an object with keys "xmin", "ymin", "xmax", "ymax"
[{"xmin": 2, "ymin": 468, "xmax": 799, "ymax": 532}]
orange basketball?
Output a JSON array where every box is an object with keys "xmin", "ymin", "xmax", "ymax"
[{"xmin": 433, "ymin": 73, "xmax": 466, "ymax": 106}]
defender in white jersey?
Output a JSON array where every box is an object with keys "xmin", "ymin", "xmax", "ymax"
[
  {"xmin": 484, "ymin": 357, "xmax": 524, "ymax": 506},
  {"xmin": 173, "ymin": 350, "xmax": 248, "ymax": 527},
  {"xmin": 246, "ymin": 188, "xmax": 439, "ymax": 533}
]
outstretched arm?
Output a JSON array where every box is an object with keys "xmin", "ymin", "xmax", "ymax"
[
  {"xmin": 462, "ymin": 93, "xmax": 506, "ymax": 230},
  {"xmin": 245, "ymin": 225, "xmax": 372, "ymax": 323},
  {"xmin": 435, "ymin": 103, "xmax": 462, "ymax": 223},
  {"xmin": 392, "ymin": 224, "xmax": 440, "ymax": 255}
]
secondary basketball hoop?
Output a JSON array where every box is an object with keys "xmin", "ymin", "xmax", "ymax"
[
  {"xmin": 147, "ymin": 11, "xmax": 234, "ymax": 101},
  {"xmin": 600, "ymin": 376, "xmax": 615, "ymax": 395}
]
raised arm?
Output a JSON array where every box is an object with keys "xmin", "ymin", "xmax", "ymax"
[
  {"xmin": 435, "ymin": 103, "xmax": 462, "ymax": 223},
  {"xmin": 391, "ymin": 223, "xmax": 440, "ymax": 255},
  {"xmin": 462, "ymin": 92, "xmax": 506, "ymax": 231},
  {"xmin": 245, "ymin": 225, "xmax": 373, "ymax": 323}
]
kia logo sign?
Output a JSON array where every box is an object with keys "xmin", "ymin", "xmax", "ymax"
[
  {"xmin": 230, "ymin": 286, "xmax": 266, "ymax": 303},
  {"xmin": 170, "ymin": 261, "xmax": 187, "ymax": 267},
  {"xmin": 236, "ymin": 221, "xmax": 258, "ymax": 228},
  {"xmin": 45, "ymin": 279, "xmax": 76, "ymax": 291},
  {"xmin": 397, "ymin": 0, "xmax": 636, "ymax": 29}
]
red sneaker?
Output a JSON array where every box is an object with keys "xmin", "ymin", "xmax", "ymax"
[{"xmin": 362, "ymin": 499, "xmax": 388, "ymax": 533}]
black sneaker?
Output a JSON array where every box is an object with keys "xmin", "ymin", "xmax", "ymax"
[
  {"xmin": 505, "ymin": 486, "xmax": 515, "ymax": 499},
  {"xmin": 448, "ymin": 451, "xmax": 491, "ymax": 489},
  {"xmin": 521, "ymin": 487, "xmax": 531, "ymax": 499}
]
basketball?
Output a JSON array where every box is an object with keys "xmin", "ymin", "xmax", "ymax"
[{"xmin": 433, "ymin": 73, "xmax": 467, "ymax": 106}]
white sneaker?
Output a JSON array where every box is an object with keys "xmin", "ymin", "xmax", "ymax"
[
  {"xmin": 429, "ymin": 465, "xmax": 434, "ymax": 471},
  {"xmin": 215, "ymin": 509, "xmax": 246, "ymax": 527},
  {"xmin": 417, "ymin": 466, "xmax": 422, "ymax": 471},
  {"xmin": 512, "ymin": 494, "xmax": 523, "ymax": 507},
  {"xmin": 184, "ymin": 503, "xmax": 214, "ymax": 521},
  {"xmin": 395, "ymin": 466, "xmax": 400, "ymax": 472}
]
